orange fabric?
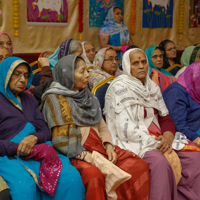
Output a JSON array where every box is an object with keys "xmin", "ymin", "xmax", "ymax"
[
  {"xmin": 71, "ymin": 128, "xmax": 150, "ymax": 200},
  {"xmin": 148, "ymin": 122, "xmax": 200, "ymax": 152},
  {"xmin": 150, "ymin": 68, "xmax": 177, "ymax": 93}
]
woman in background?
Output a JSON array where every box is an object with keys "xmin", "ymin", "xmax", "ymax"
[{"xmin": 99, "ymin": 7, "xmax": 134, "ymax": 61}]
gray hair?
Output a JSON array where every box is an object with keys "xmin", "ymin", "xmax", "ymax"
[
  {"xmin": 84, "ymin": 41, "xmax": 94, "ymax": 47},
  {"xmin": 69, "ymin": 40, "xmax": 82, "ymax": 54},
  {"xmin": 129, "ymin": 48, "xmax": 146, "ymax": 59}
]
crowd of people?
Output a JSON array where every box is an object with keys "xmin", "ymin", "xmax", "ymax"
[{"xmin": 1, "ymin": 5, "xmax": 200, "ymax": 200}]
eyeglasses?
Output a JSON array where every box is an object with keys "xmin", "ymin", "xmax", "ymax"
[
  {"xmin": 12, "ymin": 73, "xmax": 29, "ymax": 80},
  {"xmin": 104, "ymin": 57, "xmax": 119, "ymax": 62}
]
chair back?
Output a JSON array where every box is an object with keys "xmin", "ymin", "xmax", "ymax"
[
  {"xmin": 86, "ymin": 66, "xmax": 94, "ymax": 71},
  {"xmin": 91, "ymin": 76, "xmax": 116, "ymax": 120}
]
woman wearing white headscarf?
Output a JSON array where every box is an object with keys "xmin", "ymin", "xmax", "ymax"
[
  {"xmin": 99, "ymin": 7, "xmax": 134, "ymax": 61},
  {"xmin": 81, "ymin": 41, "xmax": 96, "ymax": 68},
  {"xmin": 104, "ymin": 48, "xmax": 200, "ymax": 200}
]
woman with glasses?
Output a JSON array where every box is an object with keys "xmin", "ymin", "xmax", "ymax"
[
  {"xmin": 88, "ymin": 47, "xmax": 123, "ymax": 90},
  {"xmin": 159, "ymin": 39, "xmax": 181, "ymax": 75},
  {"xmin": 0, "ymin": 57, "xmax": 85, "ymax": 200},
  {"xmin": 175, "ymin": 46, "xmax": 200, "ymax": 77}
]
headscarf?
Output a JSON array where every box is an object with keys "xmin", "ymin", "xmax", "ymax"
[
  {"xmin": 159, "ymin": 39, "xmax": 181, "ymax": 69},
  {"xmin": 177, "ymin": 61, "xmax": 200, "ymax": 104},
  {"xmin": 0, "ymin": 57, "xmax": 32, "ymax": 110},
  {"xmin": 104, "ymin": 48, "xmax": 169, "ymax": 116},
  {"xmin": 42, "ymin": 55, "xmax": 102, "ymax": 127},
  {"xmin": 81, "ymin": 41, "xmax": 94, "ymax": 68},
  {"xmin": 181, "ymin": 46, "xmax": 200, "ymax": 67},
  {"xmin": 99, "ymin": 7, "xmax": 129, "ymax": 44},
  {"xmin": 104, "ymin": 48, "xmax": 169, "ymax": 158},
  {"xmin": 145, "ymin": 46, "xmax": 173, "ymax": 76},
  {"xmin": 88, "ymin": 47, "xmax": 123, "ymax": 89},
  {"xmin": 0, "ymin": 32, "xmax": 13, "ymax": 54},
  {"xmin": 48, "ymin": 38, "xmax": 74, "ymax": 70}
]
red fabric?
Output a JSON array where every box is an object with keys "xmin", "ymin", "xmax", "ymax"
[
  {"xmin": 21, "ymin": 144, "xmax": 63, "ymax": 197},
  {"xmin": 144, "ymin": 108, "xmax": 176, "ymax": 135},
  {"xmin": 71, "ymin": 128, "xmax": 150, "ymax": 200}
]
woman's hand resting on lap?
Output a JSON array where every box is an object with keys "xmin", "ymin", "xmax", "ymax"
[
  {"xmin": 156, "ymin": 131, "xmax": 174, "ymax": 154},
  {"xmin": 17, "ymin": 135, "xmax": 38, "ymax": 156}
]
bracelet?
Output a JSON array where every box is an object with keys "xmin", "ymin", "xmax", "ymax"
[{"xmin": 118, "ymin": 46, "xmax": 122, "ymax": 51}]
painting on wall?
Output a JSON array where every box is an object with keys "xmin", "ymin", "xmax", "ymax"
[
  {"xmin": 142, "ymin": 0, "xmax": 174, "ymax": 28},
  {"xmin": 27, "ymin": 0, "xmax": 68, "ymax": 26},
  {"xmin": 0, "ymin": 1, "xmax": 2, "ymax": 26},
  {"xmin": 189, "ymin": 0, "xmax": 200, "ymax": 28},
  {"xmin": 89, "ymin": 0, "xmax": 124, "ymax": 27}
]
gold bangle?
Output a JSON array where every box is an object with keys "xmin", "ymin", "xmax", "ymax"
[{"xmin": 119, "ymin": 46, "xmax": 121, "ymax": 51}]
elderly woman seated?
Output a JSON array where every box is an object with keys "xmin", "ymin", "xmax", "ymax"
[
  {"xmin": 145, "ymin": 46, "xmax": 176, "ymax": 92},
  {"xmin": 81, "ymin": 41, "xmax": 96, "ymax": 67},
  {"xmin": 163, "ymin": 62, "xmax": 200, "ymax": 146},
  {"xmin": 0, "ymin": 57, "xmax": 85, "ymax": 200},
  {"xmin": 175, "ymin": 45, "xmax": 200, "ymax": 77},
  {"xmin": 31, "ymin": 38, "xmax": 83, "ymax": 104},
  {"xmin": 88, "ymin": 47, "xmax": 122, "ymax": 90},
  {"xmin": 104, "ymin": 48, "xmax": 200, "ymax": 200},
  {"xmin": 41, "ymin": 55, "xmax": 151, "ymax": 200}
]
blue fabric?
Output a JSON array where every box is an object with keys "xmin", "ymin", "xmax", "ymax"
[
  {"xmin": 0, "ymin": 122, "xmax": 85, "ymax": 200},
  {"xmin": 99, "ymin": 7, "xmax": 129, "ymax": 61},
  {"xmin": 32, "ymin": 73, "xmax": 41, "ymax": 86},
  {"xmin": 163, "ymin": 82, "xmax": 200, "ymax": 141},
  {"xmin": 95, "ymin": 82, "xmax": 110, "ymax": 121},
  {"xmin": 145, "ymin": 46, "xmax": 174, "ymax": 76},
  {"xmin": 49, "ymin": 47, "xmax": 60, "ymax": 71},
  {"xmin": 109, "ymin": 33, "xmax": 122, "ymax": 60},
  {"xmin": 0, "ymin": 57, "xmax": 32, "ymax": 109}
]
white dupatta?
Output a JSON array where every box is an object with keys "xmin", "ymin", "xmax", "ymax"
[{"xmin": 104, "ymin": 49, "xmax": 170, "ymax": 157}]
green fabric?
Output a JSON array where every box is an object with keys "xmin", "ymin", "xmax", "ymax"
[
  {"xmin": 181, "ymin": 46, "xmax": 200, "ymax": 67},
  {"xmin": 145, "ymin": 46, "xmax": 173, "ymax": 76}
]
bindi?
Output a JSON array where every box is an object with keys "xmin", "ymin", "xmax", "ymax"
[{"xmin": 138, "ymin": 57, "xmax": 141, "ymax": 59}]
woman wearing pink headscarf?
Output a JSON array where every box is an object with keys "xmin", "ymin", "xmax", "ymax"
[{"xmin": 0, "ymin": 32, "xmax": 13, "ymax": 54}]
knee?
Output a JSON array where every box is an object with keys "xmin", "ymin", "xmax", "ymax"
[
  {"xmin": 149, "ymin": 152, "xmax": 171, "ymax": 171},
  {"xmin": 86, "ymin": 166, "xmax": 104, "ymax": 180}
]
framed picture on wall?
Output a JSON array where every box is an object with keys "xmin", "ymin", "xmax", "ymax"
[
  {"xmin": 27, "ymin": 0, "xmax": 68, "ymax": 26},
  {"xmin": 89, "ymin": 0, "xmax": 124, "ymax": 27},
  {"xmin": 189, "ymin": 0, "xmax": 200, "ymax": 28},
  {"xmin": 0, "ymin": 1, "xmax": 2, "ymax": 26},
  {"xmin": 142, "ymin": 0, "xmax": 174, "ymax": 28}
]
